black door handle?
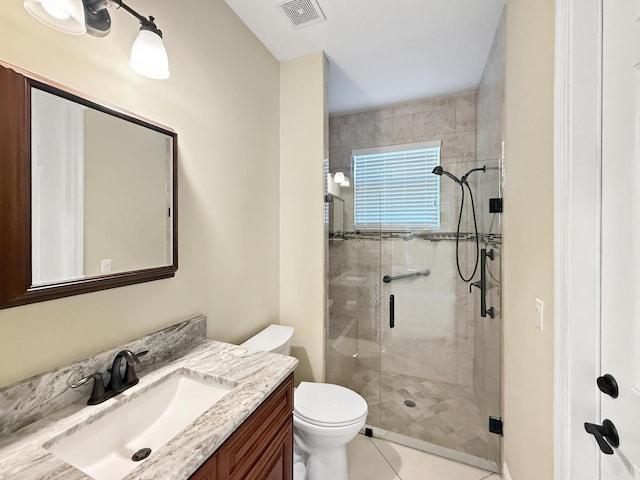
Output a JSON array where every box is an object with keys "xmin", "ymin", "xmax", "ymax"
[
  {"xmin": 597, "ymin": 374, "xmax": 619, "ymax": 398},
  {"xmin": 584, "ymin": 419, "xmax": 620, "ymax": 455},
  {"xmin": 469, "ymin": 249, "xmax": 495, "ymax": 318},
  {"xmin": 389, "ymin": 294, "xmax": 394, "ymax": 328}
]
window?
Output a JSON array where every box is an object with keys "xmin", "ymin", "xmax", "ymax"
[{"xmin": 353, "ymin": 141, "xmax": 441, "ymax": 231}]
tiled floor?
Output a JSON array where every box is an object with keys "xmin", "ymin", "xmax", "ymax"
[
  {"xmin": 350, "ymin": 366, "xmax": 498, "ymax": 462},
  {"xmin": 347, "ymin": 434, "xmax": 501, "ymax": 480}
]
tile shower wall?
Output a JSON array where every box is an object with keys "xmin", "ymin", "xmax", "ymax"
[
  {"xmin": 329, "ymin": 92, "xmax": 478, "ymax": 235},
  {"xmin": 328, "ymin": 237, "xmax": 474, "ymax": 385}
]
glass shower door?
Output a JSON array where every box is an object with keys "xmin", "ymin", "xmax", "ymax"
[
  {"xmin": 377, "ymin": 160, "xmax": 502, "ymax": 470},
  {"xmin": 325, "ymin": 189, "xmax": 383, "ymax": 430},
  {"xmin": 325, "ymin": 156, "xmax": 502, "ymax": 471}
]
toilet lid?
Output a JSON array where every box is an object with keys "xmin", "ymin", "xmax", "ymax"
[{"xmin": 294, "ymin": 382, "xmax": 368, "ymax": 426}]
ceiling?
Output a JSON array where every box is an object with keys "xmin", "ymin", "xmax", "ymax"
[{"xmin": 223, "ymin": 0, "xmax": 505, "ymax": 116}]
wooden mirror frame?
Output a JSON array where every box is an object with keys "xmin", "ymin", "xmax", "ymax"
[{"xmin": 0, "ymin": 62, "xmax": 178, "ymax": 309}]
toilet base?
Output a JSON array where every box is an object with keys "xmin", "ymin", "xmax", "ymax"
[
  {"xmin": 296, "ymin": 445, "xmax": 348, "ymax": 480},
  {"xmin": 292, "ymin": 383, "xmax": 367, "ymax": 480}
]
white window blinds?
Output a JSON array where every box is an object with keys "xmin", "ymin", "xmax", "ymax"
[{"xmin": 353, "ymin": 141, "xmax": 441, "ymax": 231}]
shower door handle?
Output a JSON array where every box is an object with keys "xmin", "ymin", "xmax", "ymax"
[
  {"xmin": 389, "ymin": 294, "xmax": 395, "ymax": 328},
  {"xmin": 470, "ymin": 248, "xmax": 495, "ymax": 318}
]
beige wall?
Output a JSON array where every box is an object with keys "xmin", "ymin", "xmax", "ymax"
[
  {"xmin": 0, "ymin": 0, "xmax": 281, "ymax": 387},
  {"xmin": 503, "ymin": 0, "xmax": 555, "ymax": 478},
  {"xmin": 279, "ymin": 52, "xmax": 326, "ymax": 384}
]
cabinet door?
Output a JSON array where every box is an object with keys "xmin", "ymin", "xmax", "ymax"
[
  {"xmin": 256, "ymin": 420, "xmax": 293, "ymax": 480},
  {"xmin": 218, "ymin": 376, "xmax": 293, "ymax": 480},
  {"xmin": 190, "ymin": 453, "xmax": 218, "ymax": 480}
]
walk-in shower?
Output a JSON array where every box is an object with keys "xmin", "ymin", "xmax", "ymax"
[{"xmin": 325, "ymin": 10, "xmax": 505, "ymax": 472}]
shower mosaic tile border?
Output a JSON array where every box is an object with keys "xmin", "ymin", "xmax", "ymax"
[{"xmin": 329, "ymin": 231, "xmax": 502, "ymax": 245}]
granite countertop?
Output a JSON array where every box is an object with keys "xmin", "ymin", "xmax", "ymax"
[{"xmin": 0, "ymin": 339, "xmax": 298, "ymax": 480}]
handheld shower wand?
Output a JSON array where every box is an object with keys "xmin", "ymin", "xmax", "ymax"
[
  {"xmin": 432, "ymin": 166, "xmax": 461, "ymax": 184},
  {"xmin": 432, "ymin": 165, "xmax": 487, "ymax": 282}
]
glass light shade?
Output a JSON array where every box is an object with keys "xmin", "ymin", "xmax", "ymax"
[
  {"xmin": 23, "ymin": 0, "xmax": 86, "ymax": 35},
  {"xmin": 333, "ymin": 172, "xmax": 345, "ymax": 184},
  {"xmin": 129, "ymin": 29, "xmax": 170, "ymax": 80},
  {"xmin": 43, "ymin": 3, "xmax": 70, "ymax": 19}
]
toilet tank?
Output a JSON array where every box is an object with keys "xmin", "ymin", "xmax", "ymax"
[{"xmin": 241, "ymin": 324, "xmax": 294, "ymax": 355}]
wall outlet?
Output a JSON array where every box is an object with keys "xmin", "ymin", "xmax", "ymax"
[
  {"xmin": 100, "ymin": 259, "xmax": 112, "ymax": 273},
  {"xmin": 535, "ymin": 298, "xmax": 544, "ymax": 331}
]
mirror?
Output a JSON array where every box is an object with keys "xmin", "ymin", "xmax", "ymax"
[
  {"xmin": 31, "ymin": 88, "xmax": 174, "ymax": 285},
  {"xmin": 0, "ymin": 63, "xmax": 178, "ymax": 308}
]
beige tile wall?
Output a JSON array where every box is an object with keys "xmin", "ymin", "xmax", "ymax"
[
  {"xmin": 329, "ymin": 92, "xmax": 477, "ymax": 175},
  {"xmin": 329, "ymin": 92, "xmax": 479, "ymax": 236}
]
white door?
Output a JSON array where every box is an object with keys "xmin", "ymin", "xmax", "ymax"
[{"xmin": 600, "ymin": 0, "xmax": 640, "ymax": 477}]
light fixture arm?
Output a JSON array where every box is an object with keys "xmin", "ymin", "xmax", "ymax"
[
  {"xmin": 82, "ymin": 0, "xmax": 162, "ymax": 36},
  {"xmin": 110, "ymin": 0, "xmax": 162, "ymax": 35}
]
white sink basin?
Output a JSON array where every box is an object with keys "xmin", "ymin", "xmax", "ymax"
[{"xmin": 45, "ymin": 370, "xmax": 236, "ymax": 480}]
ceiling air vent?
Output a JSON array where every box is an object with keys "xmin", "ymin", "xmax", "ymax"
[{"xmin": 275, "ymin": 0, "xmax": 326, "ymax": 29}]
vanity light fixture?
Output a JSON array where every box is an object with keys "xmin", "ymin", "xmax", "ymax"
[{"xmin": 23, "ymin": 0, "xmax": 170, "ymax": 79}]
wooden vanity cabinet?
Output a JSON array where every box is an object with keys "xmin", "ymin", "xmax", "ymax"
[{"xmin": 189, "ymin": 374, "xmax": 294, "ymax": 480}]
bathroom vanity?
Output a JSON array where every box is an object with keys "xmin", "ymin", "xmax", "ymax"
[
  {"xmin": 190, "ymin": 375, "xmax": 293, "ymax": 480},
  {"xmin": 0, "ymin": 316, "xmax": 297, "ymax": 480}
]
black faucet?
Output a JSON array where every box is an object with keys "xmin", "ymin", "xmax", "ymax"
[
  {"xmin": 70, "ymin": 349, "xmax": 148, "ymax": 405},
  {"xmin": 108, "ymin": 349, "xmax": 142, "ymax": 392}
]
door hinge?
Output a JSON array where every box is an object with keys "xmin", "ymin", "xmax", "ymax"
[
  {"xmin": 489, "ymin": 416, "xmax": 503, "ymax": 436},
  {"xmin": 489, "ymin": 198, "xmax": 503, "ymax": 213}
]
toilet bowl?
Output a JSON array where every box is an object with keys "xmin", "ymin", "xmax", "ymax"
[{"xmin": 241, "ymin": 325, "xmax": 368, "ymax": 480}]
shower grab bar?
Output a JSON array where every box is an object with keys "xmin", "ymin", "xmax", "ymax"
[
  {"xmin": 382, "ymin": 270, "xmax": 430, "ymax": 283},
  {"xmin": 470, "ymin": 249, "xmax": 495, "ymax": 318}
]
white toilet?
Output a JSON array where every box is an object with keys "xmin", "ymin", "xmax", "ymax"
[{"xmin": 241, "ymin": 325, "xmax": 368, "ymax": 480}]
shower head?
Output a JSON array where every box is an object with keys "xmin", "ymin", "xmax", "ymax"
[{"xmin": 431, "ymin": 166, "xmax": 461, "ymax": 184}]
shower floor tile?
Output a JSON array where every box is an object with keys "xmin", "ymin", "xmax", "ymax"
[{"xmin": 349, "ymin": 366, "xmax": 498, "ymax": 463}]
